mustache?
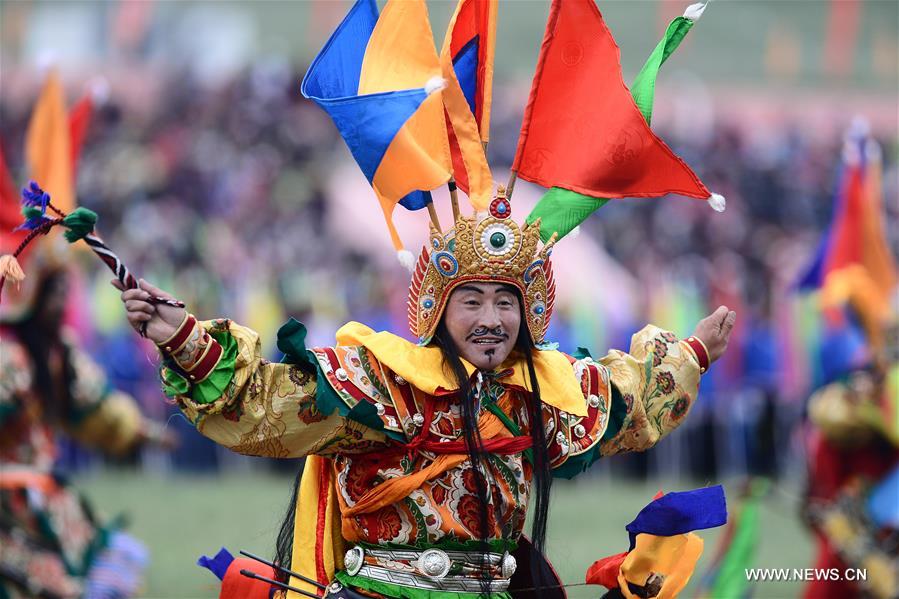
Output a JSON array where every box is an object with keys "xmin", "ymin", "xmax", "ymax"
[{"xmin": 467, "ymin": 326, "xmax": 508, "ymax": 341}]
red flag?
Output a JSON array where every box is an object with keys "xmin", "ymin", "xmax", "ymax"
[
  {"xmin": 513, "ymin": 0, "xmax": 711, "ymax": 201},
  {"xmin": 824, "ymin": 163, "xmax": 865, "ymax": 275},
  {"xmin": 585, "ymin": 551, "xmax": 627, "ymax": 588},
  {"xmin": 814, "ymin": 140, "xmax": 897, "ymax": 349},
  {"xmin": 69, "ymin": 94, "xmax": 94, "ymax": 171},
  {"xmin": 824, "ymin": 151, "xmax": 895, "ymax": 294},
  {"xmin": 445, "ymin": 112, "xmax": 473, "ymax": 198},
  {"xmin": 0, "ymin": 144, "xmax": 22, "ymax": 239}
]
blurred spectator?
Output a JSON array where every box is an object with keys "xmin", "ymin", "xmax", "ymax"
[{"xmin": 0, "ymin": 63, "xmax": 895, "ymax": 482}]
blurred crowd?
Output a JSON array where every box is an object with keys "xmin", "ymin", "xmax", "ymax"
[{"xmin": 1, "ymin": 62, "xmax": 896, "ymax": 480}]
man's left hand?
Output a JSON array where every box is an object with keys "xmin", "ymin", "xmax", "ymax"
[{"xmin": 691, "ymin": 306, "xmax": 737, "ymax": 364}]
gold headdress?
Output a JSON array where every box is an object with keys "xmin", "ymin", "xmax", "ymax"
[{"xmin": 407, "ymin": 187, "xmax": 557, "ymax": 345}]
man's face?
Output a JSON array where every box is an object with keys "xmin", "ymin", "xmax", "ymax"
[{"xmin": 443, "ymin": 282, "xmax": 522, "ymax": 370}]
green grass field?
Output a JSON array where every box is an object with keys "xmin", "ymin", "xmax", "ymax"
[{"xmin": 78, "ymin": 471, "xmax": 810, "ymax": 599}]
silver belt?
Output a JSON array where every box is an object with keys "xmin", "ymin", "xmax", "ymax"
[{"xmin": 344, "ymin": 546, "xmax": 517, "ymax": 593}]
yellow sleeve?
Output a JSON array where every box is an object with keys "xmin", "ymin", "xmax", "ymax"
[
  {"xmin": 807, "ymin": 375, "xmax": 893, "ymax": 446},
  {"xmin": 1, "ymin": 335, "xmax": 147, "ymax": 456},
  {"xmin": 163, "ymin": 319, "xmax": 388, "ymax": 459},
  {"xmin": 598, "ymin": 325, "xmax": 701, "ymax": 456},
  {"xmin": 66, "ymin": 391, "xmax": 144, "ymax": 456},
  {"xmin": 62, "ymin": 340, "xmax": 145, "ymax": 456}
]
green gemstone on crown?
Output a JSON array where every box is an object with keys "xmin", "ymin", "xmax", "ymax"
[{"xmin": 489, "ymin": 232, "xmax": 506, "ymax": 248}]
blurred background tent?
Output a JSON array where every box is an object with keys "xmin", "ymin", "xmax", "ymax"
[{"xmin": 0, "ymin": 0, "xmax": 896, "ymax": 597}]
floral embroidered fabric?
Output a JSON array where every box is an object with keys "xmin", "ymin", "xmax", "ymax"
[
  {"xmin": 0, "ymin": 328, "xmax": 147, "ymax": 597},
  {"xmin": 163, "ymin": 319, "xmax": 701, "ymax": 549}
]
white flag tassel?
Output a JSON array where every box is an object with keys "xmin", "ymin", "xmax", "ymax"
[
  {"xmin": 708, "ymin": 192, "xmax": 726, "ymax": 213},
  {"xmin": 397, "ymin": 249, "xmax": 416, "ymax": 272},
  {"xmin": 683, "ymin": 2, "xmax": 708, "ymax": 22},
  {"xmin": 424, "ymin": 77, "xmax": 447, "ymax": 96}
]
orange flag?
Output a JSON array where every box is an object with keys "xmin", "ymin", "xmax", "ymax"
[
  {"xmin": 25, "ymin": 69, "xmax": 75, "ymax": 213},
  {"xmin": 357, "ymin": 0, "xmax": 452, "ymax": 250}
]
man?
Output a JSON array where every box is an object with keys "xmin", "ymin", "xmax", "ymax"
[
  {"xmin": 0, "ymin": 239, "xmax": 170, "ymax": 599},
  {"xmin": 802, "ymin": 303, "xmax": 898, "ymax": 599},
  {"xmin": 118, "ymin": 191, "xmax": 735, "ymax": 598}
]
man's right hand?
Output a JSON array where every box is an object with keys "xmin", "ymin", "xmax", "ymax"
[{"xmin": 113, "ymin": 278, "xmax": 186, "ymax": 345}]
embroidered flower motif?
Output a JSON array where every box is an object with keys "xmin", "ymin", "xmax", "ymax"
[
  {"xmin": 431, "ymin": 485, "xmax": 447, "ymax": 504},
  {"xmin": 345, "ymin": 428, "xmax": 365, "ymax": 441},
  {"xmin": 461, "ymin": 468, "xmax": 483, "ymax": 495},
  {"xmin": 656, "ymin": 371, "xmax": 675, "ymax": 395},
  {"xmin": 672, "ymin": 396, "xmax": 690, "ymax": 419},
  {"xmin": 661, "ymin": 331, "xmax": 678, "ymax": 344},
  {"xmin": 344, "ymin": 463, "xmax": 372, "ymax": 501},
  {"xmin": 287, "ymin": 366, "xmax": 311, "ymax": 387},
  {"xmin": 221, "ymin": 401, "xmax": 244, "ymax": 422},
  {"xmin": 375, "ymin": 507, "xmax": 403, "ymax": 540},
  {"xmin": 297, "ymin": 401, "xmax": 326, "ymax": 424},
  {"xmin": 457, "ymin": 494, "xmax": 494, "ymax": 537},
  {"xmin": 622, "ymin": 393, "xmax": 635, "ymax": 414},
  {"xmin": 652, "ymin": 338, "xmax": 669, "ymax": 366}
]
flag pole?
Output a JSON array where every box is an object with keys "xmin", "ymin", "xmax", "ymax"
[
  {"xmin": 427, "ymin": 202, "xmax": 442, "ymax": 232},
  {"xmin": 506, "ymin": 170, "xmax": 518, "ymax": 201},
  {"xmin": 448, "ymin": 179, "xmax": 460, "ymax": 221},
  {"xmin": 238, "ymin": 551, "xmax": 326, "ymax": 591},
  {"xmin": 238, "ymin": 570, "xmax": 320, "ymax": 599}
]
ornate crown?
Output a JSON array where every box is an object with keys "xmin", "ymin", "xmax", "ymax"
[{"xmin": 407, "ymin": 188, "xmax": 557, "ymax": 345}]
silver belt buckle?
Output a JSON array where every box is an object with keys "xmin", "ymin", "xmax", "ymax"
[
  {"xmin": 501, "ymin": 550, "xmax": 517, "ymax": 578},
  {"xmin": 344, "ymin": 546, "xmax": 365, "ymax": 576},
  {"xmin": 417, "ymin": 548, "xmax": 451, "ymax": 579}
]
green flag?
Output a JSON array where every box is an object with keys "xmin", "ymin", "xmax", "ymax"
[
  {"xmin": 630, "ymin": 11, "xmax": 697, "ymax": 124},
  {"xmin": 526, "ymin": 3, "xmax": 705, "ymax": 243},
  {"xmin": 707, "ymin": 479, "xmax": 767, "ymax": 598}
]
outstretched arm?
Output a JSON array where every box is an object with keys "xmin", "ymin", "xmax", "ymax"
[
  {"xmin": 599, "ymin": 306, "xmax": 736, "ymax": 456},
  {"xmin": 550, "ymin": 306, "xmax": 737, "ymax": 478},
  {"xmin": 115, "ymin": 279, "xmax": 389, "ymax": 458}
]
